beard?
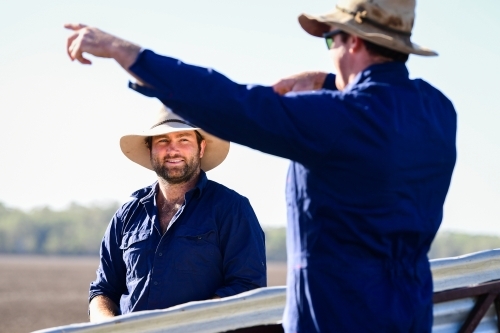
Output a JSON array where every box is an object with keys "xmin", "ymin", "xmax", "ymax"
[{"xmin": 151, "ymin": 153, "xmax": 201, "ymax": 185}]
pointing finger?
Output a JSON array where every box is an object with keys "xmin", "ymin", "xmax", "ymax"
[{"xmin": 64, "ymin": 23, "xmax": 88, "ymax": 31}]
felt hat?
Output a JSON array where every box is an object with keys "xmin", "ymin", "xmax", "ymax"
[
  {"xmin": 298, "ymin": 0, "xmax": 437, "ymax": 56},
  {"xmin": 120, "ymin": 105, "xmax": 229, "ymax": 172}
]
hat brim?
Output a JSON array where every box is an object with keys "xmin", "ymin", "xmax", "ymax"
[
  {"xmin": 298, "ymin": 11, "xmax": 437, "ymax": 57},
  {"xmin": 120, "ymin": 123, "xmax": 229, "ymax": 172}
]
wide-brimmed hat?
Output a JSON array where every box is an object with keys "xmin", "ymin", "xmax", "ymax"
[
  {"xmin": 120, "ymin": 105, "xmax": 230, "ymax": 172},
  {"xmin": 298, "ymin": 0, "xmax": 437, "ymax": 56}
]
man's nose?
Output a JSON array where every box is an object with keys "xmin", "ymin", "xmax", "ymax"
[{"xmin": 165, "ymin": 142, "xmax": 180, "ymax": 153}]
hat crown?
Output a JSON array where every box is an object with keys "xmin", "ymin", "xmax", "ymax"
[
  {"xmin": 336, "ymin": 0, "xmax": 415, "ymax": 34},
  {"xmin": 153, "ymin": 105, "xmax": 184, "ymax": 127}
]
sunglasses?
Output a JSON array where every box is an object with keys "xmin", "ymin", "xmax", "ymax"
[{"xmin": 323, "ymin": 29, "xmax": 344, "ymax": 50}]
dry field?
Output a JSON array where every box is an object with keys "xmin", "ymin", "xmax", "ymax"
[{"xmin": 0, "ymin": 255, "xmax": 287, "ymax": 333}]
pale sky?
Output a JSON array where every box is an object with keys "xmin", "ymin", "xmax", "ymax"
[{"xmin": 1, "ymin": 0, "xmax": 499, "ymax": 235}]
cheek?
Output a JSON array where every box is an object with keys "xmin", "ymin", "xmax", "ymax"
[
  {"xmin": 150, "ymin": 147, "xmax": 162, "ymax": 158},
  {"xmin": 329, "ymin": 49, "xmax": 349, "ymax": 90},
  {"xmin": 329, "ymin": 49, "xmax": 341, "ymax": 71}
]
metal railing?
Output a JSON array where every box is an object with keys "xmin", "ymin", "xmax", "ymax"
[{"xmin": 34, "ymin": 249, "xmax": 500, "ymax": 333}]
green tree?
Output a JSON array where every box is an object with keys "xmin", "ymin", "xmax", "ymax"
[{"xmin": 0, "ymin": 201, "xmax": 118, "ymax": 255}]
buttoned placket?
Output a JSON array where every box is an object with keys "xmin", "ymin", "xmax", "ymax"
[
  {"xmin": 154, "ymin": 198, "xmax": 187, "ymax": 257},
  {"xmin": 148, "ymin": 189, "xmax": 196, "ymax": 307}
]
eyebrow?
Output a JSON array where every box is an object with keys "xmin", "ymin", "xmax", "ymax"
[
  {"xmin": 155, "ymin": 131, "xmax": 195, "ymax": 139},
  {"xmin": 174, "ymin": 131, "xmax": 196, "ymax": 139}
]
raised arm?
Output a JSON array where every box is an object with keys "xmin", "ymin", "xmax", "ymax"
[{"xmin": 64, "ymin": 25, "xmax": 350, "ymax": 166}]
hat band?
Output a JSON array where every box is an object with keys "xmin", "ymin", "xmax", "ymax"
[
  {"xmin": 336, "ymin": 6, "xmax": 412, "ymax": 37},
  {"xmin": 150, "ymin": 119, "xmax": 196, "ymax": 129}
]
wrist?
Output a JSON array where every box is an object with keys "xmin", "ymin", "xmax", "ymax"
[{"xmin": 109, "ymin": 39, "xmax": 142, "ymax": 69}]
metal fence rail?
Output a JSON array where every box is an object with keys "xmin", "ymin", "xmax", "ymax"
[
  {"xmin": 431, "ymin": 249, "xmax": 500, "ymax": 292},
  {"xmin": 34, "ymin": 249, "xmax": 500, "ymax": 333}
]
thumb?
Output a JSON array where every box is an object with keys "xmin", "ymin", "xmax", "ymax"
[{"xmin": 64, "ymin": 23, "xmax": 88, "ymax": 31}]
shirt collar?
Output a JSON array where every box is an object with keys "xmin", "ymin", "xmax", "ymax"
[
  {"xmin": 345, "ymin": 61, "xmax": 409, "ymax": 91},
  {"xmin": 188, "ymin": 170, "xmax": 208, "ymax": 199},
  {"xmin": 131, "ymin": 169, "xmax": 208, "ymax": 204}
]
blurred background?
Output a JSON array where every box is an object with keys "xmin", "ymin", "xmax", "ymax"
[{"xmin": 1, "ymin": 0, "xmax": 500, "ymax": 332}]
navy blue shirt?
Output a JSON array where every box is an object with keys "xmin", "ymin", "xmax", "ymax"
[
  {"xmin": 89, "ymin": 171, "xmax": 266, "ymax": 314},
  {"xmin": 128, "ymin": 50, "xmax": 456, "ymax": 332}
]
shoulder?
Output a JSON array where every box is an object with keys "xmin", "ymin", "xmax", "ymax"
[
  {"xmin": 204, "ymin": 180, "xmax": 250, "ymax": 205},
  {"xmin": 203, "ymin": 180, "xmax": 256, "ymax": 219},
  {"xmin": 411, "ymin": 79, "xmax": 457, "ymax": 123},
  {"xmin": 113, "ymin": 197, "xmax": 140, "ymax": 221},
  {"xmin": 113, "ymin": 183, "xmax": 156, "ymax": 222},
  {"xmin": 203, "ymin": 180, "xmax": 261, "ymax": 231},
  {"xmin": 412, "ymin": 77, "xmax": 446, "ymax": 94}
]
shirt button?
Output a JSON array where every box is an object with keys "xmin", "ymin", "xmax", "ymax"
[
  {"xmin": 158, "ymin": 252, "xmax": 163, "ymax": 256},
  {"xmin": 154, "ymin": 281, "xmax": 158, "ymax": 286},
  {"xmin": 197, "ymin": 236, "xmax": 202, "ymax": 240}
]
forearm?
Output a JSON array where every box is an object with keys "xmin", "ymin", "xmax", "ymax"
[
  {"xmin": 89, "ymin": 295, "xmax": 120, "ymax": 322},
  {"xmin": 109, "ymin": 40, "xmax": 141, "ymax": 71},
  {"xmin": 109, "ymin": 41, "xmax": 146, "ymax": 85}
]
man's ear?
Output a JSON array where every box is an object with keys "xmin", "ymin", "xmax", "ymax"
[
  {"xmin": 349, "ymin": 35, "xmax": 364, "ymax": 54},
  {"xmin": 199, "ymin": 140, "xmax": 207, "ymax": 158}
]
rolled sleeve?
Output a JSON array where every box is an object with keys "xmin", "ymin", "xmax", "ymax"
[{"xmin": 89, "ymin": 213, "xmax": 127, "ymax": 306}]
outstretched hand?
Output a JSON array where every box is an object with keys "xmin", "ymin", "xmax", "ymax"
[
  {"xmin": 272, "ymin": 71, "xmax": 328, "ymax": 95},
  {"xmin": 64, "ymin": 23, "xmax": 141, "ymax": 68}
]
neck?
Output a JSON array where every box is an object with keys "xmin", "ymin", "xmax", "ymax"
[
  {"xmin": 157, "ymin": 169, "xmax": 201, "ymax": 204},
  {"xmin": 340, "ymin": 56, "xmax": 393, "ymax": 90}
]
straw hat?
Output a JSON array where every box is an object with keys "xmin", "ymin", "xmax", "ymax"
[
  {"xmin": 120, "ymin": 105, "xmax": 230, "ymax": 172},
  {"xmin": 298, "ymin": 0, "xmax": 437, "ymax": 56}
]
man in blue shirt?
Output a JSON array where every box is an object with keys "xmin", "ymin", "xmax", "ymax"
[
  {"xmin": 66, "ymin": 0, "xmax": 456, "ymax": 331},
  {"xmin": 88, "ymin": 106, "xmax": 266, "ymax": 322}
]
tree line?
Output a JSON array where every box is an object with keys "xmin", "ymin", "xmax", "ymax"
[{"xmin": 0, "ymin": 202, "xmax": 498, "ymax": 260}]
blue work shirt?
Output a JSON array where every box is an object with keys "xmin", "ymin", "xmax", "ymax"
[
  {"xmin": 89, "ymin": 171, "xmax": 266, "ymax": 314},
  {"xmin": 128, "ymin": 50, "xmax": 456, "ymax": 332}
]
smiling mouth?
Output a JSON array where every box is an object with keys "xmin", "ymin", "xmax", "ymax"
[{"xmin": 164, "ymin": 158, "xmax": 185, "ymax": 165}]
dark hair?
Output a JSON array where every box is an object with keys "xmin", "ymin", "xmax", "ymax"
[
  {"xmin": 338, "ymin": 31, "xmax": 409, "ymax": 63},
  {"xmin": 144, "ymin": 130, "xmax": 204, "ymax": 150}
]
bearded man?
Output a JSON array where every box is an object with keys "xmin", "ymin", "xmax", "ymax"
[{"xmin": 88, "ymin": 106, "xmax": 266, "ymax": 322}]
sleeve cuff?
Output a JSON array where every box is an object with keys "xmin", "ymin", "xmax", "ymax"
[{"xmin": 128, "ymin": 81, "xmax": 163, "ymax": 98}]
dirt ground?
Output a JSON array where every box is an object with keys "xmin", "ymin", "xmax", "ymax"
[{"xmin": 0, "ymin": 255, "xmax": 286, "ymax": 333}]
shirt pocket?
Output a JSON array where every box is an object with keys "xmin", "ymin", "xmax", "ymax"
[
  {"xmin": 120, "ymin": 231, "xmax": 151, "ymax": 280},
  {"xmin": 174, "ymin": 229, "xmax": 222, "ymax": 274}
]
